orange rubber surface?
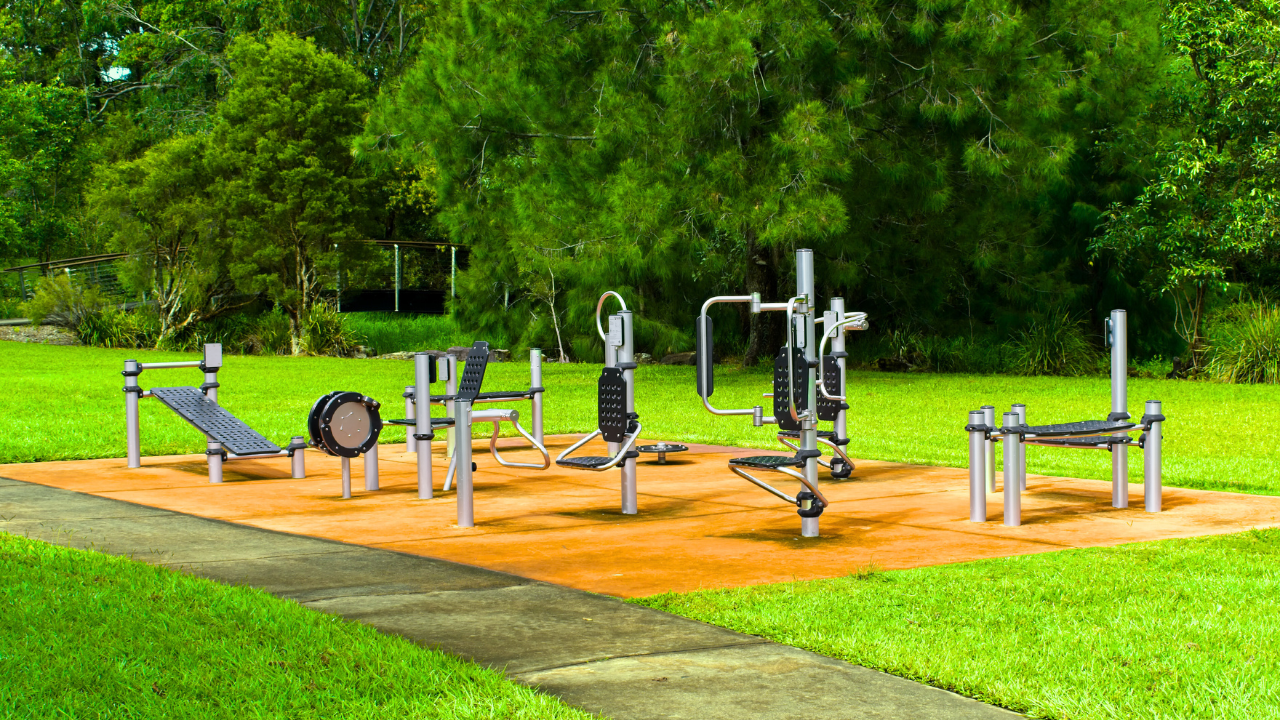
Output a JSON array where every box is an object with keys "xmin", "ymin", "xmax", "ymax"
[{"xmin": 5, "ymin": 436, "xmax": 1279, "ymax": 598}]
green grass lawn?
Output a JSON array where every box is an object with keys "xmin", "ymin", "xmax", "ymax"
[
  {"xmin": 636, "ymin": 529, "xmax": 1280, "ymax": 720},
  {"xmin": 0, "ymin": 532, "xmax": 594, "ymax": 719},
  {"xmin": 2, "ymin": 341, "xmax": 1278, "ymax": 495}
]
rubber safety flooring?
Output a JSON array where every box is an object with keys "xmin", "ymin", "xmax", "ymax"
[{"xmin": 4, "ymin": 435, "xmax": 1279, "ymax": 597}]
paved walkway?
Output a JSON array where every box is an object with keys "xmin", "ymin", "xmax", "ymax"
[{"xmin": 1, "ymin": 476, "xmax": 1018, "ymax": 719}]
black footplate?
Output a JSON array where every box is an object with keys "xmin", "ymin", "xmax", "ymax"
[
  {"xmin": 778, "ymin": 430, "xmax": 837, "ymax": 439},
  {"xmin": 1029, "ymin": 436, "xmax": 1133, "ymax": 448},
  {"xmin": 557, "ymin": 456, "xmax": 613, "ymax": 469},
  {"xmin": 730, "ymin": 455, "xmax": 800, "ymax": 470},
  {"xmin": 151, "ymin": 386, "xmax": 281, "ymax": 456}
]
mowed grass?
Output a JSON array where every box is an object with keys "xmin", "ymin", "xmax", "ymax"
[
  {"xmin": 0, "ymin": 532, "xmax": 594, "ymax": 719},
  {"xmin": 3, "ymin": 342, "xmax": 1279, "ymax": 495},
  {"xmin": 636, "ymin": 529, "xmax": 1280, "ymax": 720}
]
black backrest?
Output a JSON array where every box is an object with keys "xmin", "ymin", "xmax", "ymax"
[
  {"xmin": 598, "ymin": 367, "xmax": 628, "ymax": 443},
  {"xmin": 457, "ymin": 341, "xmax": 490, "ymax": 402},
  {"xmin": 773, "ymin": 346, "xmax": 808, "ymax": 432},
  {"xmin": 816, "ymin": 355, "xmax": 842, "ymax": 422},
  {"xmin": 696, "ymin": 315, "xmax": 714, "ymax": 398}
]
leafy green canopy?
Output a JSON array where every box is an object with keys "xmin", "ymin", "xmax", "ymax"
[{"xmin": 369, "ymin": 0, "xmax": 1164, "ymax": 360}]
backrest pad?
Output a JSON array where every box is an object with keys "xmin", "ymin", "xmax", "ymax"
[
  {"xmin": 598, "ymin": 367, "xmax": 628, "ymax": 443},
  {"xmin": 816, "ymin": 355, "xmax": 842, "ymax": 422},
  {"xmin": 773, "ymin": 346, "xmax": 808, "ymax": 432},
  {"xmin": 457, "ymin": 341, "xmax": 490, "ymax": 402}
]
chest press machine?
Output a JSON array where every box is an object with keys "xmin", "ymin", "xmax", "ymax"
[
  {"xmin": 965, "ymin": 309, "xmax": 1167, "ymax": 526},
  {"xmin": 696, "ymin": 249, "xmax": 869, "ymax": 538},
  {"xmin": 554, "ymin": 291, "xmax": 643, "ymax": 515},
  {"xmin": 121, "ymin": 343, "xmax": 307, "ymax": 482}
]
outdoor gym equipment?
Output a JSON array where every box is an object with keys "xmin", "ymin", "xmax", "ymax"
[
  {"xmin": 121, "ymin": 343, "xmax": 306, "ymax": 483},
  {"xmin": 555, "ymin": 291, "xmax": 643, "ymax": 514},
  {"xmin": 695, "ymin": 249, "xmax": 869, "ymax": 537},
  {"xmin": 384, "ymin": 354, "xmax": 456, "ymax": 499},
  {"xmin": 965, "ymin": 309, "xmax": 1166, "ymax": 526},
  {"xmin": 307, "ymin": 391, "xmax": 383, "ymax": 499},
  {"xmin": 636, "ymin": 442, "xmax": 687, "ymax": 464}
]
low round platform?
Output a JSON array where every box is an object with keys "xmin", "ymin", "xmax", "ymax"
[{"xmin": 636, "ymin": 443, "xmax": 689, "ymax": 464}]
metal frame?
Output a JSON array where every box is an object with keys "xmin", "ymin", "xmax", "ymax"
[{"xmin": 122, "ymin": 343, "xmax": 306, "ymax": 483}]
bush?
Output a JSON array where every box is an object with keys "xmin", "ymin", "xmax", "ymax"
[
  {"xmin": 1205, "ymin": 302, "xmax": 1280, "ymax": 383},
  {"xmin": 19, "ymin": 275, "xmax": 111, "ymax": 330},
  {"xmin": 244, "ymin": 309, "xmax": 292, "ymax": 355},
  {"xmin": 75, "ymin": 307, "xmax": 160, "ymax": 348},
  {"xmin": 1007, "ymin": 310, "xmax": 1101, "ymax": 376},
  {"xmin": 302, "ymin": 302, "xmax": 364, "ymax": 357},
  {"xmin": 343, "ymin": 312, "xmax": 497, "ymax": 355}
]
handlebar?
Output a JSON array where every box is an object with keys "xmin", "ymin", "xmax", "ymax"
[
  {"xmin": 816, "ymin": 312, "xmax": 868, "ymax": 401},
  {"xmin": 596, "ymin": 291, "xmax": 628, "ymax": 342}
]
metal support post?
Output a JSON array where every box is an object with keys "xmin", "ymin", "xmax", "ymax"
[
  {"xmin": 1012, "ymin": 403, "xmax": 1027, "ymax": 491},
  {"xmin": 291, "ymin": 437, "xmax": 306, "ymax": 478},
  {"xmin": 208, "ymin": 440, "xmax": 224, "ymax": 484},
  {"xmin": 830, "ymin": 298, "xmax": 848, "ymax": 445},
  {"xmin": 968, "ymin": 410, "xmax": 988, "ymax": 522},
  {"xmin": 530, "ymin": 348, "xmax": 544, "ymax": 446},
  {"xmin": 415, "ymin": 352, "xmax": 434, "ymax": 499},
  {"xmin": 604, "ymin": 318, "xmax": 620, "ymax": 499},
  {"xmin": 619, "ymin": 310, "xmax": 637, "ymax": 515},
  {"xmin": 405, "ymin": 386, "xmax": 417, "ymax": 453},
  {"xmin": 364, "ymin": 444, "xmax": 379, "ymax": 491},
  {"xmin": 455, "ymin": 399, "xmax": 474, "ymax": 527},
  {"xmin": 201, "ymin": 343, "xmax": 222, "ymax": 404},
  {"xmin": 341, "ymin": 456, "xmax": 351, "ymax": 499},
  {"xmin": 1003, "ymin": 412, "xmax": 1021, "ymax": 527},
  {"xmin": 796, "ymin": 249, "xmax": 820, "ymax": 538},
  {"xmin": 981, "ymin": 405, "xmax": 996, "ymax": 492},
  {"xmin": 1110, "ymin": 309, "xmax": 1129, "ymax": 508},
  {"xmin": 450, "ymin": 246, "xmax": 457, "ymax": 299},
  {"xmin": 124, "ymin": 359, "xmax": 141, "ymax": 468},
  {"xmin": 445, "ymin": 355, "xmax": 458, "ymax": 459},
  {"xmin": 1144, "ymin": 400, "xmax": 1163, "ymax": 513},
  {"xmin": 394, "ymin": 244, "xmax": 401, "ymax": 313}
]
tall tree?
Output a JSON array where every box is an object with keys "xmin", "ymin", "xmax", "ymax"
[{"xmin": 212, "ymin": 33, "xmax": 371, "ymax": 354}]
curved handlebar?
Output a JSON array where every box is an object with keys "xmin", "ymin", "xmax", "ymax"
[
  {"xmin": 596, "ymin": 291, "xmax": 629, "ymax": 342},
  {"xmin": 816, "ymin": 312, "xmax": 869, "ymax": 401},
  {"xmin": 698, "ymin": 296, "xmax": 759, "ymax": 417},
  {"xmin": 784, "ymin": 297, "xmax": 804, "ymax": 423}
]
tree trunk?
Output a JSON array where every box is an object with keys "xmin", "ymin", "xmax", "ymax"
[
  {"xmin": 289, "ymin": 307, "xmax": 302, "ymax": 356},
  {"xmin": 743, "ymin": 233, "xmax": 779, "ymax": 367}
]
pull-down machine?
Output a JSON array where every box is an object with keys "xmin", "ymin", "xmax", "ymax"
[
  {"xmin": 121, "ymin": 343, "xmax": 306, "ymax": 482},
  {"xmin": 555, "ymin": 291, "xmax": 643, "ymax": 514},
  {"xmin": 695, "ymin": 249, "xmax": 868, "ymax": 537},
  {"xmin": 965, "ymin": 309, "xmax": 1167, "ymax": 526}
]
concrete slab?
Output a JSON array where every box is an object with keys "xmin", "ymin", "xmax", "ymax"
[
  {"xmin": 518, "ymin": 643, "xmax": 1020, "ymax": 720},
  {"xmin": 0, "ymin": 475, "xmax": 25, "ymax": 487},
  {"xmin": 0, "ymin": 482, "xmax": 173, "ymax": 520},
  {"xmin": 177, "ymin": 547, "xmax": 527, "ymax": 603},
  {"xmin": 304, "ymin": 584, "xmax": 761, "ymax": 674}
]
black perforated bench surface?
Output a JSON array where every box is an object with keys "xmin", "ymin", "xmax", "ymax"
[
  {"xmin": 384, "ymin": 417, "xmax": 457, "ymax": 427},
  {"xmin": 730, "ymin": 455, "xmax": 800, "ymax": 469},
  {"xmin": 778, "ymin": 430, "xmax": 837, "ymax": 439},
  {"xmin": 150, "ymin": 386, "xmax": 281, "ymax": 456},
  {"xmin": 1009, "ymin": 420, "xmax": 1135, "ymax": 437},
  {"xmin": 556, "ymin": 456, "xmax": 614, "ymax": 469}
]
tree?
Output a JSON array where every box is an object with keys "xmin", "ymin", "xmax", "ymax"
[
  {"xmin": 88, "ymin": 133, "xmax": 244, "ymax": 343},
  {"xmin": 1096, "ymin": 0, "xmax": 1280, "ymax": 367},
  {"xmin": 367, "ymin": 0, "xmax": 1165, "ymax": 361},
  {"xmin": 212, "ymin": 33, "xmax": 371, "ymax": 354}
]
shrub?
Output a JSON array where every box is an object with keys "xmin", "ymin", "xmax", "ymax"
[
  {"xmin": 302, "ymin": 302, "xmax": 364, "ymax": 357},
  {"xmin": 1205, "ymin": 303, "xmax": 1280, "ymax": 383},
  {"xmin": 74, "ymin": 307, "xmax": 160, "ymax": 348},
  {"xmin": 343, "ymin": 312, "xmax": 498, "ymax": 355},
  {"xmin": 1007, "ymin": 310, "xmax": 1101, "ymax": 376},
  {"xmin": 244, "ymin": 309, "xmax": 292, "ymax": 355},
  {"xmin": 19, "ymin": 275, "xmax": 111, "ymax": 330}
]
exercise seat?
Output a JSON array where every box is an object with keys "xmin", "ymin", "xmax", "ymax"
[
  {"xmin": 556, "ymin": 367, "xmax": 641, "ymax": 472},
  {"xmin": 151, "ymin": 386, "xmax": 281, "ymax": 456},
  {"xmin": 557, "ymin": 456, "xmax": 616, "ymax": 469}
]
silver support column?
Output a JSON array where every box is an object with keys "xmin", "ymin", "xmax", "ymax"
[
  {"xmin": 291, "ymin": 437, "xmax": 306, "ymax": 478},
  {"xmin": 415, "ymin": 352, "xmax": 434, "ymax": 499},
  {"xmin": 208, "ymin": 440, "xmax": 223, "ymax": 484},
  {"xmin": 1012, "ymin": 403, "xmax": 1027, "ymax": 491},
  {"xmin": 981, "ymin": 405, "xmax": 996, "ymax": 492},
  {"xmin": 619, "ymin": 310, "xmax": 637, "ymax": 515},
  {"xmin": 394, "ymin": 244, "xmax": 401, "ymax": 313},
  {"xmin": 1110, "ymin": 309, "xmax": 1129, "ymax": 508},
  {"xmin": 404, "ymin": 386, "xmax": 417, "ymax": 454},
  {"xmin": 968, "ymin": 410, "xmax": 987, "ymax": 522},
  {"xmin": 1003, "ymin": 411, "xmax": 1021, "ymax": 527},
  {"xmin": 202, "ymin": 343, "xmax": 221, "ymax": 404},
  {"xmin": 1144, "ymin": 399, "xmax": 1162, "ymax": 513},
  {"xmin": 797, "ymin": 249, "xmax": 820, "ymax": 538},
  {"xmin": 124, "ymin": 359, "xmax": 141, "ymax": 468},
  {"xmin": 830, "ymin": 298, "xmax": 848, "ymax": 445},
  {"xmin": 604, "ymin": 321, "xmax": 620, "ymax": 499},
  {"xmin": 455, "ymin": 399, "xmax": 474, "ymax": 527},
  {"xmin": 364, "ymin": 444, "xmax": 379, "ymax": 491},
  {"xmin": 445, "ymin": 355, "xmax": 458, "ymax": 459},
  {"xmin": 530, "ymin": 348, "xmax": 544, "ymax": 446},
  {"xmin": 341, "ymin": 457, "xmax": 351, "ymax": 499}
]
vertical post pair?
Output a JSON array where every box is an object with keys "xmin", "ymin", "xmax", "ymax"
[{"xmin": 602, "ymin": 303, "xmax": 638, "ymax": 515}]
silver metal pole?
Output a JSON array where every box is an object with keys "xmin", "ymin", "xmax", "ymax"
[
  {"xmin": 968, "ymin": 410, "xmax": 987, "ymax": 522},
  {"xmin": 1012, "ymin": 403, "xmax": 1027, "ymax": 491},
  {"xmin": 445, "ymin": 355, "xmax": 458, "ymax": 459},
  {"xmin": 394, "ymin": 244, "xmax": 401, "ymax": 313},
  {"xmin": 981, "ymin": 405, "xmax": 996, "ymax": 492},
  {"xmin": 1003, "ymin": 412, "xmax": 1021, "ymax": 527},
  {"xmin": 202, "ymin": 343, "xmax": 222, "ymax": 404},
  {"xmin": 604, "ymin": 317, "xmax": 620, "ymax": 490},
  {"xmin": 619, "ymin": 310, "xmax": 637, "ymax": 515},
  {"xmin": 450, "ymin": 246, "xmax": 457, "ymax": 299},
  {"xmin": 364, "ymin": 444, "xmax": 379, "ymax": 491},
  {"xmin": 530, "ymin": 348, "xmax": 544, "ymax": 446},
  {"xmin": 405, "ymin": 386, "xmax": 417, "ymax": 454},
  {"xmin": 415, "ymin": 352, "xmax": 434, "ymax": 499},
  {"xmin": 341, "ymin": 456, "xmax": 351, "ymax": 499},
  {"xmin": 455, "ymin": 399, "xmax": 474, "ymax": 527},
  {"xmin": 1111, "ymin": 309, "xmax": 1129, "ymax": 508},
  {"xmin": 831, "ymin": 298, "xmax": 848, "ymax": 445},
  {"xmin": 1144, "ymin": 400, "xmax": 1162, "ymax": 513},
  {"xmin": 208, "ymin": 440, "xmax": 223, "ymax": 484},
  {"xmin": 290, "ymin": 437, "xmax": 305, "ymax": 478},
  {"xmin": 796, "ymin": 249, "xmax": 820, "ymax": 538},
  {"xmin": 124, "ymin": 359, "xmax": 141, "ymax": 468}
]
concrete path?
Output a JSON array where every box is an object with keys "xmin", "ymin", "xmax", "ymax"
[{"xmin": 0, "ymin": 476, "xmax": 1019, "ymax": 719}]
